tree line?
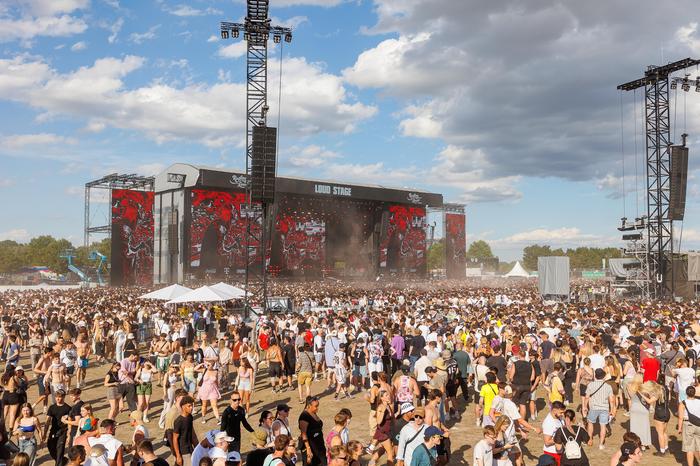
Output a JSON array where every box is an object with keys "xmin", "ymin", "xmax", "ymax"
[{"xmin": 0, "ymin": 236, "xmax": 111, "ymax": 274}]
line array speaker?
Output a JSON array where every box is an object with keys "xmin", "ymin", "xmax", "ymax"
[
  {"xmin": 670, "ymin": 144, "xmax": 689, "ymax": 221},
  {"xmin": 251, "ymin": 125, "xmax": 277, "ymax": 204}
]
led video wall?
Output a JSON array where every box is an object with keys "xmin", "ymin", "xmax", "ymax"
[
  {"xmin": 445, "ymin": 212, "xmax": 466, "ymax": 278},
  {"xmin": 379, "ymin": 205, "xmax": 427, "ymax": 271},
  {"xmin": 111, "ymin": 189, "xmax": 154, "ymax": 286}
]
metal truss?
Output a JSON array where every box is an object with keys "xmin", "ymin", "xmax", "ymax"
[
  {"xmin": 618, "ymin": 58, "xmax": 699, "ymax": 298},
  {"xmin": 220, "ymin": 1, "xmax": 292, "ymax": 311},
  {"xmin": 84, "ymin": 173, "xmax": 154, "ymax": 248}
]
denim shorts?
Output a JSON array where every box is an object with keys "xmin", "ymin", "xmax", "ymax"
[{"xmin": 587, "ymin": 409, "xmax": 610, "ymax": 425}]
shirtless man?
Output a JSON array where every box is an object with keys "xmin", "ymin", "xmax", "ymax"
[
  {"xmin": 75, "ymin": 333, "xmax": 91, "ymax": 389},
  {"xmin": 33, "ymin": 347, "xmax": 54, "ymax": 413},
  {"xmin": 44, "ymin": 353, "xmax": 67, "ymax": 403},
  {"xmin": 424, "ymin": 389, "xmax": 450, "ymax": 466}
]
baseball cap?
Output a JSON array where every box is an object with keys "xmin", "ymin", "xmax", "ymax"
[
  {"xmin": 215, "ymin": 432, "xmax": 235, "ymax": 443},
  {"xmin": 397, "ymin": 402, "xmax": 415, "ymax": 417},
  {"xmin": 620, "ymin": 441, "xmax": 638, "ymax": 456},
  {"xmin": 227, "ymin": 451, "xmax": 242, "ymax": 462},
  {"xmin": 536, "ymin": 454, "xmax": 557, "ymax": 466},
  {"xmin": 205, "ymin": 429, "xmax": 221, "ymax": 444},
  {"xmin": 424, "ymin": 426, "xmax": 443, "ymax": 438},
  {"xmin": 276, "ymin": 404, "xmax": 291, "ymax": 412},
  {"xmin": 594, "ymin": 368, "xmax": 606, "ymax": 379},
  {"xmin": 424, "ymin": 366, "xmax": 436, "ymax": 374}
]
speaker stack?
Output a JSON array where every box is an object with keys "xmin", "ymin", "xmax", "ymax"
[{"xmin": 251, "ymin": 125, "xmax": 277, "ymax": 204}]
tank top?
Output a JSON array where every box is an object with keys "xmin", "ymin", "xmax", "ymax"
[
  {"xmin": 369, "ymin": 384, "xmax": 381, "ymax": 410},
  {"xmin": 397, "ymin": 376, "xmax": 413, "ymax": 402},
  {"xmin": 513, "ymin": 360, "xmax": 532, "ymax": 386},
  {"xmin": 353, "ymin": 345, "xmax": 366, "ymax": 365},
  {"xmin": 140, "ymin": 370, "xmax": 152, "ymax": 383},
  {"xmin": 107, "ymin": 371, "xmax": 119, "ymax": 385}
]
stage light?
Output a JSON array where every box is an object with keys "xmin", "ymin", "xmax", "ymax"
[
  {"xmin": 244, "ymin": 32, "xmax": 250, "ymax": 41},
  {"xmin": 284, "ymin": 33, "xmax": 292, "ymax": 43},
  {"xmin": 232, "ymin": 28, "xmax": 240, "ymax": 38},
  {"xmin": 682, "ymin": 83, "xmax": 691, "ymax": 92},
  {"xmin": 273, "ymin": 34, "xmax": 281, "ymax": 43},
  {"xmin": 671, "ymin": 81, "xmax": 677, "ymax": 90},
  {"xmin": 221, "ymin": 30, "xmax": 229, "ymax": 39}
]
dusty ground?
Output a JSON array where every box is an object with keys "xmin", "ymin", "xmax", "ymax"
[{"xmin": 29, "ymin": 356, "xmax": 685, "ymax": 466}]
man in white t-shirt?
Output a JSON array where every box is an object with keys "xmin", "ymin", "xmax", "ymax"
[
  {"xmin": 472, "ymin": 425, "xmax": 496, "ymax": 466},
  {"xmin": 88, "ymin": 419, "xmax": 124, "ymax": 466},
  {"xmin": 396, "ymin": 407, "xmax": 427, "ymax": 466},
  {"xmin": 541, "ymin": 401, "xmax": 565, "ymax": 462},
  {"xmin": 191, "ymin": 429, "xmax": 220, "ymax": 466}
]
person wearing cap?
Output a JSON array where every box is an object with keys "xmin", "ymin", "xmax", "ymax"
[
  {"xmin": 272, "ymin": 404, "xmax": 293, "ymax": 439},
  {"xmin": 44, "ymin": 388, "xmax": 71, "ymax": 466},
  {"xmin": 208, "ymin": 431, "xmax": 235, "ymax": 466},
  {"xmin": 397, "ymin": 406, "xmax": 426, "ymax": 466},
  {"xmin": 191, "ymin": 429, "xmax": 221, "ymax": 466},
  {"xmin": 582, "ymin": 368, "xmax": 615, "ymax": 450},
  {"xmin": 391, "ymin": 403, "xmax": 415, "ymax": 457},
  {"xmin": 247, "ymin": 429, "xmax": 275, "ymax": 466},
  {"xmin": 616, "ymin": 441, "xmax": 643, "ymax": 465},
  {"xmin": 410, "ymin": 425, "xmax": 442, "ymax": 466}
]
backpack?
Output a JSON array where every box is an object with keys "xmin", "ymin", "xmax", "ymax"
[{"xmin": 560, "ymin": 426, "xmax": 582, "ymax": 460}]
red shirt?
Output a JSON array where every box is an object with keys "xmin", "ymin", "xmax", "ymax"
[
  {"xmin": 641, "ymin": 357, "xmax": 660, "ymax": 382},
  {"xmin": 258, "ymin": 332, "xmax": 269, "ymax": 350},
  {"xmin": 304, "ymin": 330, "xmax": 313, "ymax": 346}
]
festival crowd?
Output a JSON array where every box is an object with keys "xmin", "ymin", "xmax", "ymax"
[{"xmin": 0, "ymin": 280, "xmax": 698, "ymax": 466}]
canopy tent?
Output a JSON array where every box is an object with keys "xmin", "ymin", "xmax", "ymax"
[
  {"xmin": 210, "ymin": 282, "xmax": 246, "ymax": 298},
  {"xmin": 504, "ymin": 261, "xmax": 530, "ymax": 278},
  {"xmin": 166, "ymin": 285, "xmax": 238, "ymax": 304},
  {"xmin": 139, "ymin": 284, "xmax": 193, "ymax": 301}
]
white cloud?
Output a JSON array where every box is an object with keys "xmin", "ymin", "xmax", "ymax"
[
  {"xmin": 489, "ymin": 227, "xmax": 616, "ymax": 250},
  {"xmin": 70, "ymin": 40, "xmax": 86, "ymax": 51},
  {"xmin": 129, "ymin": 24, "xmax": 160, "ymax": 44},
  {"xmin": 22, "ymin": 0, "xmax": 89, "ymax": 16},
  {"xmin": 107, "ymin": 17, "xmax": 123, "ymax": 43},
  {"xmin": 0, "ymin": 55, "xmax": 376, "ymax": 147},
  {"xmin": 0, "ymin": 229, "xmax": 30, "ymax": 242},
  {"xmin": 0, "ymin": 14, "xmax": 87, "ymax": 43},
  {"xmin": 135, "ymin": 162, "xmax": 165, "ymax": 176},
  {"xmin": 165, "ymin": 5, "xmax": 222, "ymax": 17},
  {"xmin": 285, "ymin": 144, "xmax": 341, "ymax": 168},
  {"xmin": 265, "ymin": 0, "xmax": 344, "ymax": 6},
  {"xmin": 676, "ymin": 22, "xmax": 700, "ymax": 55},
  {"xmin": 323, "ymin": 161, "xmax": 417, "ymax": 184},
  {"xmin": 271, "ymin": 16, "xmax": 308, "ymax": 29},
  {"xmin": 207, "ymin": 34, "xmax": 218, "ymax": 43},
  {"xmin": 0, "ymin": 133, "xmax": 78, "ymax": 148},
  {"xmin": 217, "ymin": 42, "xmax": 246, "ymax": 59}
]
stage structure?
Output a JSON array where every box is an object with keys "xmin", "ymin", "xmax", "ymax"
[
  {"xmin": 84, "ymin": 174, "xmax": 155, "ymax": 286},
  {"xmin": 443, "ymin": 204, "xmax": 467, "ymax": 279},
  {"xmin": 218, "ymin": 1, "xmax": 293, "ymax": 310},
  {"xmin": 152, "ymin": 164, "xmax": 443, "ymax": 288},
  {"xmin": 617, "ymin": 58, "xmax": 699, "ymax": 298}
]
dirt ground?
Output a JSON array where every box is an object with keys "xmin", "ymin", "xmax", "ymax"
[{"xmin": 29, "ymin": 356, "xmax": 686, "ymax": 466}]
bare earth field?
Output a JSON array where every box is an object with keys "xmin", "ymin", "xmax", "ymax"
[{"xmin": 29, "ymin": 356, "xmax": 685, "ymax": 465}]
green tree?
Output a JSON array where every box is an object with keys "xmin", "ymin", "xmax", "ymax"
[
  {"xmin": 427, "ymin": 239, "xmax": 445, "ymax": 270},
  {"xmin": 0, "ymin": 241, "xmax": 25, "ymax": 273},
  {"xmin": 466, "ymin": 240, "xmax": 494, "ymax": 259}
]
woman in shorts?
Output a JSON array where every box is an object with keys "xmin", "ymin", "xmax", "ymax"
[
  {"xmin": 135, "ymin": 360, "xmax": 158, "ymax": 423},
  {"xmin": 236, "ymin": 358, "xmax": 254, "ymax": 413},
  {"xmin": 104, "ymin": 362, "xmax": 122, "ymax": 420}
]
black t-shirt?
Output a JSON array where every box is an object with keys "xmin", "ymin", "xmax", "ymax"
[
  {"xmin": 47, "ymin": 403, "xmax": 72, "ymax": 437},
  {"xmin": 390, "ymin": 417, "xmax": 409, "ymax": 446},
  {"xmin": 246, "ymin": 448, "xmax": 273, "ymax": 466},
  {"xmin": 69, "ymin": 400, "xmax": 85, "ymax": 436},
  {"xmin": 409, "ymin": 335, "xmax": 425, "ymax": 356},
  {"xmin": 486, "ymin": 355, "xmax": 507, "ymax": 382},
  {"xmin": 553, "ymin": 425, "xmax": 590, "ymax": 466},
  {"xmin": 532, "ymin": 360, "xmax": 542, "ymax": 378},
  {"xmin": 173, "ymin": 414, "xmax": 194, "ymax": 455},
  {"xmin": 145, "ymin": 458, "xmax": 170, "ymax": 466},
  {"xmin": 541, "ymin": 340, "xmax": 556, "ymax": 359}
]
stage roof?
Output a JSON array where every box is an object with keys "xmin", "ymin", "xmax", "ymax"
[{"xmin": 155, "ymin": 163, "xmax": 443, "ymax": 207}]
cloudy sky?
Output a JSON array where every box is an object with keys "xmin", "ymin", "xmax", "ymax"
[{"xmin": 2, "ymin": 0, "xmax": 700, "ymax": 260}]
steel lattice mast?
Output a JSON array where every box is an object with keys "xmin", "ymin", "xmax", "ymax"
[
  {"xmin": 220, "ymin": 1, "xmax": 291, "ymax": 311},
  {"xmin": 618, "ymin": 58, "xmax": 699, "ymax": 298}
]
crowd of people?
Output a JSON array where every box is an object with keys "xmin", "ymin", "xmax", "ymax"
[{"xmin": 0, "ymin": 280, "xmax": 698, "ymax": 466}]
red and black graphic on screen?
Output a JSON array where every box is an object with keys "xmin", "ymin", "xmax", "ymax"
[
  {"xmin": 275, "ymin": 213, "xmax": 326, "ymax": 271},
  {"xmin": 189, "ymin": 189, "xmax": 261, "ymax": 272},
  {"xmin": 445, "ymin": 213, "xmax": 466, "ymax": 278},
  {"xmin": 111, "ymin": 189, "xmax": 154, "ymax": 286},
  {"xmin": 379, "ymin": 205, "xmax": 426, "ymax": 270}
]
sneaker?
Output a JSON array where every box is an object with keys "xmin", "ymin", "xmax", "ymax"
[
  {"xmin": 201, "ymin": 418, "xmax": 207, "ymax": 424},
  {"xmin": 598, "ymin": 444, "xmax": 605, "ymax": 450},
  {"xmin": 143, "ymin": 415, "xmax": 149, "ymax": 423}
]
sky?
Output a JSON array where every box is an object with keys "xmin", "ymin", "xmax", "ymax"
[{"xmin": 2, "ymin": 0, "xmax": 700, "ymax": 261}]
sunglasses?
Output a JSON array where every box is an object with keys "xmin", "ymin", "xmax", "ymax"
[
  {"xmin": 413, "ymin": 415, "xmax": 424, "ymax": 419},
  {"xmin": 232, "ymin": 398, "xmax": 241, "ymax": 402}
]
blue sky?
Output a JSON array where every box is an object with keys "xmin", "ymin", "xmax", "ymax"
[{"xmin": 2, "ymin": 0, "xmax": 700, "ymax": 261}]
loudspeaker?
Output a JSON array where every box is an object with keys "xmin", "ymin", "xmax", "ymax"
[
  {"xmin": 670, "ymin": 144, "xmax": 689, "ymax": 221},
  {"xmin": 622, "ymin": 233, "xmax": 642, "ymax": 241},
  {"xmin": 251, "ymin": 125, "xmax": 277, "ymax": 204},
  {"xmin": 379, "ymin": 211, "xmax": 390, "ymax": 240}
]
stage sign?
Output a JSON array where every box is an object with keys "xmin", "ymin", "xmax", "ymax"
[
  {"xmin": 189, "ymin": 189, "xmax": 260, "ymax": 272},
  {"xmin": 445, "ymin": 213, "xmax": 466, "ymax": 279},
  {"xmin": 275, "ymin": 212, "xmax": 326, "ymax": 271},
  {"xmin": 111, "ymin": 189, "xmax": 154, "ymax": 286},
  {"xmin": 379, "ymin": 205, "xmax": 427, "ymax": 271}
]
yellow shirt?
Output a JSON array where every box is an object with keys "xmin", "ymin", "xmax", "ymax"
[
  {"xmin": 549, "ymin": 375, "xmax": 564, "ymax": 403},
  {"xmin": 480, "ymin": 383, "xmax": 499, "ymax": 415}
]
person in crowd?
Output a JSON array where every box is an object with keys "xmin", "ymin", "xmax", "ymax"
[
  {"xmin": 87, "ymin": 419, "xmax": 124, "ymax": 466},
  {"xmin": 582, "ymin": 368, "xmax": 616, "ymax": 450},
  {"xmin": 677, "ymin": 385, "xmax": 700, "ymax": 466},
  {"xmin": 410, "ymin": 426, "xmax": 442, "ymax": 466},
  {"xmin": 236, "ymin": 358, "xmax": 254, "ymax": 412},
  {"xmin": 299, "ymin": 396, "xmax": 326, "ymax": 466},
  {"xmin": 12, "ymin": 403, "xmax": 42, "ymax": 466},
  {"xmin": 221, "ymin": 392, "xmax": 255, "ymax": 453},
  {"xmin": 44, "ymin": 388, "xmax": 71, "ymax": 466},
  {"xmin": 135, "ymin": 359, "xmax": 158, "ymax": 422},
  {"xmin": 554, "ymin": 409, "xmax": 590, "ymax": 466},
  {"xmin": 172, "ymin": 395, "xmax": 198, "ymax": 466},
  {"xmin": 197, "ymin": 361, "xmax": 222, "ymax": 424}
]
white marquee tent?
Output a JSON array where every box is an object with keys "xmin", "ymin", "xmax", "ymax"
[
  {"xmin": 504, "ymin": 261, "xmax": 530, "ymax": 278},
  {"xmin": 139, "ymin": 284, "xmax": 193, "ymax": 300},
  {"xmin": 210, "ymin": 282, "xmax": 246, "ymax": 298},
  {"xmin": 166, "ymin": 285, "xmax": 238, "ymax": 304}
]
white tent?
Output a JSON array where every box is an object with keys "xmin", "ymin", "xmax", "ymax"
[
  {"xmin": 504, "ymin": 261, "xmax": 530, "ymax": 278},
  {"xmin": 210, "ymin": 282, "xmax": 246, "ymax": 298},
  {"xmin": 166, "ymin": 285, "xmax": 238, "ymax": 304},
  {"xmin": 139, "ymin": 284, "xmax": 193, "ymax": 300}
]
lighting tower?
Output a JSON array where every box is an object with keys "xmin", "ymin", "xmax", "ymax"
[
  {"xmin": 220, "ymin": 2, "xmax": 292, "ymax": 311},
  {"xmin": 618, "ymin": 58, "xmax": 699, "ymax": 298}
]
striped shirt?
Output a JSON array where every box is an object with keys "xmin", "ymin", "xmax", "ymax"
[{"xmin": 585, "ymin": 380, "xmax": 613, "ymax": 411}]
